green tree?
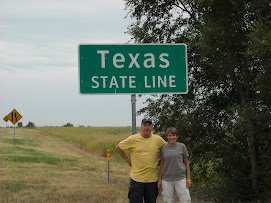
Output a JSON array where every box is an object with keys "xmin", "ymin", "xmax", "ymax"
[
  {"xmin": 25, "ymin": 121, "xmax": 35, "ymax": 128},
  {"xmin": 63, "ymin": 123, "xmax": 73, "ymax": 127},
  {"xmin": 17, "ymin": 122, "xmax": 23, "ymax": 127},
  {"xmin": 125, "ymin": 0, "xmax": 271, "ymax": 201}
]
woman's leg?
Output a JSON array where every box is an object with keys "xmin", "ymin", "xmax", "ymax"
[
  {"xmin": 161, "ymin": 180, "xmax": 175, "ymax": 203},
  {"xmin": 174, "ymin": 179, "xmax": 191, "ymax": 203}
]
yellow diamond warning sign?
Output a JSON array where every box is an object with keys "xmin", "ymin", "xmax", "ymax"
[{"xmin": 7, "ymin": 109, "xmax": 22, "ymax": 125}]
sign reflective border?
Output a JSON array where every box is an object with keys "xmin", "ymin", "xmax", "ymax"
[{"xmin": 79, "ymin": 44, "xmax": 188, "ymax": 94}]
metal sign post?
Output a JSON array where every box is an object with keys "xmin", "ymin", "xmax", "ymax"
[
  {"xmin": 13, "ymin": 124, "xmax": 15, "ymax": 146},
  {"xmin": 108, "ymin": 161, "xmax": 110, "ymax": 184},
  {"xmin": 131, "ymin": 94, "xmax": 136, "ymax": 135}
]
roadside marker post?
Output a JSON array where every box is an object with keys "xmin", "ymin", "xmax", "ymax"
[
  {"xmin": 6, "ymin": 109, "xmax": 23, "ymax": 145},
  {"xmin": 106, "ymin": 148, "xmax": 111, "ymax": 183}
]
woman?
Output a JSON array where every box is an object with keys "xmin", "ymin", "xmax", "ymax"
[{"xmin": 158, "ymin": 127, "xmax": 191, "ymax": 203}]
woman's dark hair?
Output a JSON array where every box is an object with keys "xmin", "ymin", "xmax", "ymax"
[{"xmin": 166, "ymin": 127, "xmax": 178, "ymax": 136}]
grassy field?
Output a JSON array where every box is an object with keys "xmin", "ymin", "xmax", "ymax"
[
  {"xmin": 38, "ymin": 126, "xmax": 141, "ymax": 159},
  {"xmin": 0, "ymin": 127, "xmax": 206, "ymax": 202}
]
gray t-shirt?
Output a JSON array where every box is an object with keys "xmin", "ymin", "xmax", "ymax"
[{"xmin": 160, "ymin": 142, "xmax": 189, "ymax": 180}]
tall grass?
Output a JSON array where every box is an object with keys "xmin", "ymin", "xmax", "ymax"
[{"xmin": 38, "ymin": 127, "xmax": 140, "ymax": 159}]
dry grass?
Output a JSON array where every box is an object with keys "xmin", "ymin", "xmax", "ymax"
[
  {"xmin": 37, "ymin": 126, "xmax": 140, "ymax": 159},
  {"xmin": 0, "ymin": 127, "xmax": 207, "ymax": 203},
  {"xmin": 0, "ymin": 128, "xmax": 131, "ymax": 202}
]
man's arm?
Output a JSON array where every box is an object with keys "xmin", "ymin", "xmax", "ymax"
[{"xmin": 115, "ymin": 145, "xmax": 132, "ymax": 166}]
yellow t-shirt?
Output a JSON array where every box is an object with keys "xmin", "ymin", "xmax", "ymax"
[{"xmin": 118, "ymin": 133, "xmax": 166, "ymax": 183}]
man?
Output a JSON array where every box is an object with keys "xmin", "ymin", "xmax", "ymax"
[{"xmin": 116, "ymin": 118, "xmax": 166, "ymax": 203}]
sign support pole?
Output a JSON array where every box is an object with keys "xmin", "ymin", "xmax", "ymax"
[
  {"xmin": 13, "ymin": 124, "xmax": 15, "ymax": 146},
  {"xmin": 108, "ymin": 161, "xmax": 110, "ymax": 183},
  {"xmin": 131, "ymin": 94, "xmax": 136, "ymax": 135}
]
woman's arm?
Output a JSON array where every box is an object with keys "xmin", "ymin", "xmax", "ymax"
[
  {"xmin": 184, "ymin": 157, "xmax": 191, "ymax": 187},
  {"xmin": 157, "ymin": 159, "xmax": 164, "ymax": 190}
]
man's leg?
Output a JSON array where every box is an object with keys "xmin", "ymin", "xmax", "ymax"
[
  {"xmin": 144, "ymin": 181, "xmax": 158, "ymax": 203},
  {"xmin": 128, "ymin": 179, "xmax": 145, "ymax": 203}
]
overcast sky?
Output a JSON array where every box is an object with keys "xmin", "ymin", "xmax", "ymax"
[{"xmin": 0, "ymin": 0, "xmax": 150, "ymax": 127}]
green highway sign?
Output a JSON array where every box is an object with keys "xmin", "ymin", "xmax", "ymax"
[{"xmin": 78, "ymin": 44, "xmax": 188, "ymax": 94}]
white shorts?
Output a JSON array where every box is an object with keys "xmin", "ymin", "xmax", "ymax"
[{"xmin": 161, "ymin": 179, "xmax": 191, "ymax": 203}]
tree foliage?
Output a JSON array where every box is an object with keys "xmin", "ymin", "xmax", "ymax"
[
  {"xmin": 63, "ymin": 123, "xmax": 73, "ymax": 127},
  {"xmin": 125, "ymin": 0, "xmax": 271, "ymax": 201},
  {"xmin": 25, "ymin": 121, "xmax": 35, "ymax": 128},
  {"xmin": 17, "ymin": 122, "xmax": 23, "ymax": 127}
]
